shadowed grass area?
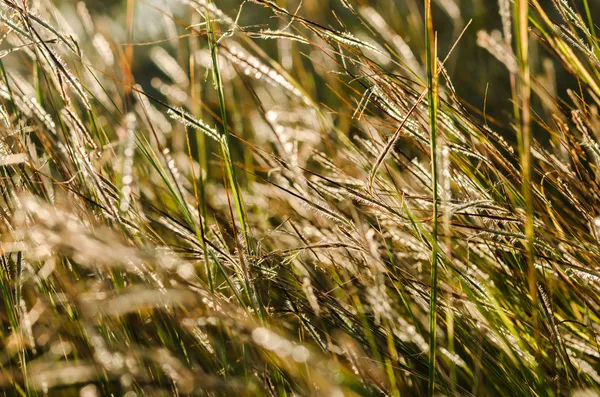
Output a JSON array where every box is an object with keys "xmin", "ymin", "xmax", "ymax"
[{"xmin": 1, "ymin": 0, "xmax": 600, "ymax": 395}]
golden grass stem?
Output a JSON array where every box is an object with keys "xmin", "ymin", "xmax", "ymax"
[{"xmin": 425, "ymin": 0, "xmax": 440, "ymax": 395}]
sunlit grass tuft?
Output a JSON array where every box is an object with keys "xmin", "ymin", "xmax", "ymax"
[{"xmin": 0, "ymin": 0, "xmax": 600, "ymax": 395}]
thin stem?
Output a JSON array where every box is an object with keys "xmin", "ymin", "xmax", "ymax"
[
  {"xmin": 425, "ymin": 0, "xmax": 439, "ymax": 395},
  {"xmin": 515, "ymin": 0, "xmax": 536, "ymax": 342},
  {"xmin": 206, "ymin": 3, "xmax": 250, "ymax": 250},
  {"xmin": 206, "ymin": 2, "xmax": 257, "ymax": 309}
]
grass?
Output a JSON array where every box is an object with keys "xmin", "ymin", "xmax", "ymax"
[
  {"xmin": 1, "ymin": 0, "xmax": 600, "ymax": 395},
  {"xmin": 424, "ymin": 0, "xmax": 439, "ymax": 395}
]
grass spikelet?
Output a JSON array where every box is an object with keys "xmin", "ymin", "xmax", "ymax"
[
  {"xmin": 38, "ymin": 44, "xmax": 91, "ymax": 109},
  {"xmin": 92, "ymin": 33, "xmax": 114, "ymax": 66},
  {"xmin": 359, "ymin": 6, "xmax": 422, "ymax": 76},
  {"xmin": 367, "ymin": 88, "xmax": 428, "ymax": 191},
  {"xmin": 477, "ymin": 30, "xmax": 518, "ymax": 73},
  {"xmin": 167, "ymin": 108, "xmax": 221, "ymax": 142},
  {"xmin": 498, "ymin": 0, "xmax": 513, "ymax": 45},
  {"xmin": 150, "ymin": 46, "xmax": 190, "ymax": 88},
  {"xmin": 119, "ymin": 113, "xmax": 136, "ymax": 213},
  {"xmin": 256, "ymin": 29, "xmax": 309, "ymax": 44},
  {"xmin": 339, "ymin": 0, "xmax": 354, "ymax": 11},
  {"xmin": 322, "ymin": 30, "xmax": 382, "ymax": 54},
  {"xmin": 26, "ymin": 97, "xmax": 57, "ymax": 134},
  {"xmin": 0, "ymin": 103, "xmax": 9, "ymax": 127},
  {"xmin": 223, "ymin": 45, "xmax": 312, "ymax": 105},
  {"xmin": 76, "ymin": 1, "xmax": 95, "ymax": 36}
]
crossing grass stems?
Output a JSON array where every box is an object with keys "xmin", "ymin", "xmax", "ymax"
[{"xmin": 0, "ymin": 0, "xmax": 599, "ymax": 395}]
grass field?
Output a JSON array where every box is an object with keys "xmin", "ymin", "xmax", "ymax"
[{"xmin": 1, "ymin": 0, "xmax": 600, "ymax": 395}]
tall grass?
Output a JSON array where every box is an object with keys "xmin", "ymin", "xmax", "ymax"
[
  {"xmin": 1, "ymin": 0, "xmax": 600, "ymax": 395},
  {"xmin": 424, "ymin": 0, "xmax": 440, "ymax": 394}
]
